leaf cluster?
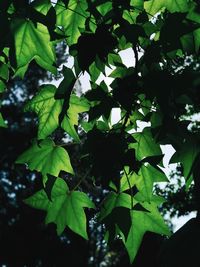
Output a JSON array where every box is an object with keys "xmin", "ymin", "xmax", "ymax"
[{"xmin": 1, "ymin": 0, "xmax": 200, "ymax": 264}]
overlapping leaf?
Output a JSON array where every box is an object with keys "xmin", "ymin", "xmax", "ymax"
[
  {"xmin": 25, "ymin": 178, "xmax": 95, "ymax": 237},
  {"xmin": 25, "ymin": 84, "xmax": 89, "ymax": 141},
  {"xmin": 25, "ymin": 85, "xmax": 62, "ymax": 139},
  {"xmin": 130, "ymin": 127, "xmax": 162, "ymax": 160},
  {"xmin": 144, "ymin": 0, "xmax": 190, "ymax": 16},
  {"xmin": 16, "ymin": 138, "xmax": 74, "ymax": 176},
  {"xmin": 120, "ymin": 165, "xmax": 167, "ymax": 200},
  {"xmin": 56, "ymin": 0, "xmax": 89, "ymax": 45},
  {"xmin": 124, "ymin": 201, "xmax": 170, "ymax": 262},
  {"xmin": 129, "ymin": 164, "xmax": 168, "ymax": 201},
  {"xmin": 98, "ymin": 191, "xmax": 135, "ymax": 221},
  {"xmin": 10, "ymin": 18, "xmax": 56, "ymax": 78},
  {"xmin": 32, "ymin": 0, "xmax": 52, "ymax": 15},
  {"xmin": 170, "ymin": 138, "xmax": 200, "ymax": 185}
]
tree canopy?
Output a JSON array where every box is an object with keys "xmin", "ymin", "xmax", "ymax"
[{"xmin": 1, "ymin": 0, "xmax": 200, "ymax": 265}]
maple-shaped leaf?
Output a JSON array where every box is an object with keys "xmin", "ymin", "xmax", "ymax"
[
  {"xmin": 61, "ymin": 94, "xmax": 90, "ymax": 142},
  {"xmin": 144, "ymin": 0, "xmax": 189, "ymax": 16},
  {"xmin": 10, "ymin": 18, "xmax": 56, "ymax": 78},
  {"xmin": 55, "ymin": 0, "xmax": 89, "ymax": 46},
  {"xmin": 98, "ymin": 191, "xmax": 135, "ymax": 221},
  {"xmin": 129, "ymin": 164, "xmax": 168, "ymax": 201},
  {"xmin": 170, "ymin": 138, "xmax": 200, "ymax": 186},
  {"xmin": 25, "ymin": 85, "xmax": 62, "ymax": 139},
  {"xmin": 16, "ymin": 138, "xmax": 74, "ymax": 176},
  {"xmin": 130, "ymin": 127, "xmax": 162, "ymax": 160},
  {"xmin": 25, "ymin": 178, "xmax": 95, "ymax": 237},
  {"xmin": 25, "ymin": 85, "xmax": 89, "ymax": 141},
  {"xmin": 124, "ymin": 200, "xmax": 171, "ymax": 263}
]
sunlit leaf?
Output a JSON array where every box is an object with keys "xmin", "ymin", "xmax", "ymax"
[
  {"xmin": 16, "ymin": 138, "xmax": 74, "ymax": 175},
  {"xmin": 56, "ymin": 0, "xmax": 89, "ymax": 45},
  {"xmin": 98, "ymin": 191, "xmax": 135, "ymax": 221},
  {"xmin": 130, "ymin": 128, "xmax": 162, "ymax": 160},
  {"xmin": 144, "ymin": 0, "xmax": 189, "ymax": 16},
  {"xmin": 25, "ymin": 85, "xmax": 62, "ymax": 139},
  {"xmin": 32, "ymin": 0, "xmax": 52, "ymax": 15},
  {"xmin": 10, "ymin": 18, "xmax": 56, "ymax": 78},
  {"xmin": 124, "ymin": 201, "xmax": 171, "ymax": 262},
  {"xmin": 170, "ymin": 138, "xmax": 200, "ymax": 183},
  {"xmin": 131, "ymin": 164, "xmax": 168, "ymax": 201},
  {"xmin": 25, "ymin": 178, "xmax": 95, "ymax": 237},
  {"xmin": 25, "ymin": 85, "xmax": 89, "ymax": 141},
  {"xmin": 0, "ymin": 112, "xmax": 7, "ymax": 128}
]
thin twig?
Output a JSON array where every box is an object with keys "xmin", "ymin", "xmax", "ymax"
[{"xmin": 71, "ymin": 169, "xmax": 91, "ymax": 191}]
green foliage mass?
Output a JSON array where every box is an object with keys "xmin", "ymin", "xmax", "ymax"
[{"xmin": 1, "ymin": 0, "xmax": 200, "ymax": 263}]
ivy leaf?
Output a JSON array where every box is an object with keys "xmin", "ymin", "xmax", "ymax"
[
  {"xmin": 56, "ymin": 0, "xmax": 89, "ymax": 45},
  {"xmin": 25, "ymin": 178, "xmax": 95, "ymax": 237},
  {"xmin": 124, "ymin": 202, "xmax": 171, "ymax": 263},
  {"xmin": 130, "ymin": 128, "xmax": 162, "ymax": 160},
  {"xmin": 16, "ymin": 138, "xmax": 74, "ymax": 176},
  {"xmin": 10, "ymin": 18, "xmax": 56, "ymax": 78},
  {"xmin": 25, "ymin": 85, "xmax": 89, "ymax": 141},
  {"xmin": 144, "ymin": 0, "xmax": 189, "ymax": 16}
]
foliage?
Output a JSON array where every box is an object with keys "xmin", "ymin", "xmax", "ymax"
[{"xmin": 1, "ymin": 0, "xmax": 200, "ymax": 264}]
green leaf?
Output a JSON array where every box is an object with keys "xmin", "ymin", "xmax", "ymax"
[
  {"xmin": 130, "ymin": 128, "xmax": 162, "ymax": 160},
  {"xmin": 55, "ymin": 66, "xmax": 76, "ymax": 100},
  {"xmin": 181, "ymin": 29, "xmax": 200, "ymax": 54},
  {"xmin": 144, "ymin": 0, "xmax": 190, "ymax": 16},
  {"xmin": 10, "ymin": 18, "xmax": 56, "ymax": 78},
  {"xmin": 32, "ymin": 0, "xmax": 52, "ymax": 15},
  {"xmin": 0, "ymin": 63, "xmax": 9, "ymax": 80},
  {"xmin": 124, "ymin": 202, "xmax": 170, "ymax": 263},
  {"xmin": 61, "ymin": 94, "xmax": 90, "ymax": 141},
  {"xmin": 99, "ymin": 191, "xmax": 135, "ymax": 221},
  {"xmin": 0, "ymin": 112, "xmax": 7, "ymax": 128},
  {"xmin": 25, "ymin": 85, "xmax": 62, "ymax": 139},
  {"xmin": 0, "ymin": 80, "xmax": 6, "ymax": 93},
  {"xmin": 25, "ymin": 85, "xmax": 89, "ymax": 141},
  {"xmin": 25, "ymin": 178, "xmax": 95, "ymax": 237},
  {"xmin": 16, "ymin": 138, "xmax": 74, "ymax": 176},
  {"xmin": 130, "ymin": 164, "xmax": 168, "ymax": 201},
  {"xmin": 56, "ymin": 0, "xmax": 89, "ymax": 45},
  {"xmin": 96, "ymin": 2, "xmax": 112, "ymax": 16},
  {"xmin": 170, "ymin": 138, "xmax": 200, "ymax": 182}
]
